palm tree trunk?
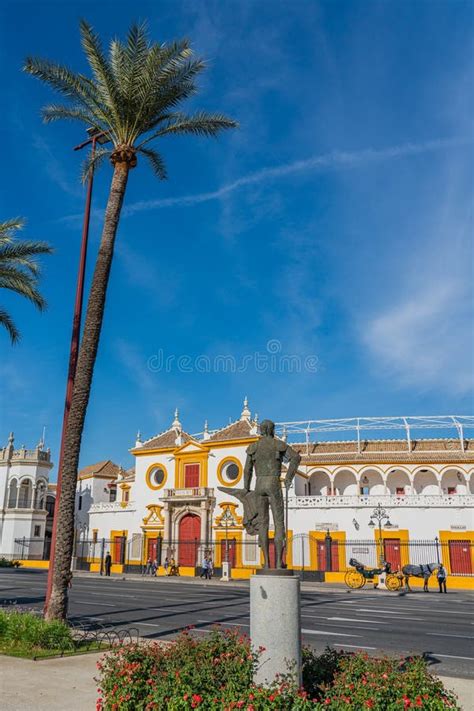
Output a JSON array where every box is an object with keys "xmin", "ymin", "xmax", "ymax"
[{"xmin": 46, "ymin": 162, "xmax": 130, "ymax": 621}]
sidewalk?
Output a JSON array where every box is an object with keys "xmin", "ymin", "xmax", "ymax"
[{"xmin": 1, "ymin": 652, "xmax": 473, "ymax": 710}]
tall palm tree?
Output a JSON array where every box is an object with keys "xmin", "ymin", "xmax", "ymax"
[
  {"xmin": 25, "ymin": 21, "xmax": 237, "ymax": 620},
  {"xmin": 0, "ymin": 219, "xmax": 52, "ymax": 343}
]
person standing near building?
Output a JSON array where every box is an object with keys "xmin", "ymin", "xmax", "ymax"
[
  {"xmin": 152, "ymin": 558, "xmax": 158, "ymax": 576},
  {"xmin": 200, "ymin": 556, "xmax": 208, "ymax": 579},
  {"xmin": 104, "ymin": 551, "xmax": 112, "ymax": 577},
  {"xmin": 164, "ymin": 556, "xmax": 169, "ymax": 575},
  {"xmin": 437, "ymin": 564, "xmax": 447, "ymax": 593},
  {"xmin": 207, "ymin": 557, "xmax": 214, "ymax": 579}
]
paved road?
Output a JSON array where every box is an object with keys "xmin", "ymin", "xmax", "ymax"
[{"xmin": 1, "ymin": 570, "xmax": 473, "ymax": 680}]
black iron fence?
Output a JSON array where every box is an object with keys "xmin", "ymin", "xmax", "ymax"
[{"xmin": 13, "ymin": 533, "xmax": 473, "ymax": 578}]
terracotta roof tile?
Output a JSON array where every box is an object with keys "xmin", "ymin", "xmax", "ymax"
[
  {"xmin": 139, "ymin": 429, "xmax": 192, "ymax": 451},
  {"xmin": 78, "ymin": 460, "xmax": 120, "ymax": 480},
  {"xmin": 207, "ymin": 419, "xmax": 256, "ymax": 442}
]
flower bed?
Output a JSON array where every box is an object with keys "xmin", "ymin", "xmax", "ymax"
[{"xmin": 96, "ymin": 628, "xmax": 460, "ymax": 710}]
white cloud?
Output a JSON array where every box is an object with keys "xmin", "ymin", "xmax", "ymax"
[
  {"xmin": 33, "ymin": 136, "xmax": 81, "ymax": 198},
  {"xmin": 364, "ymin": 281, "xmax": 473, "ymax": 394},
  {"xmin": 123, "ymin": 136, "xmax": 468, "ymax": 216}
]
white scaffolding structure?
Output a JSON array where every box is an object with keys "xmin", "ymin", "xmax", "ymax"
[{"xmin": 273, "ymin": 415, "xmax": 474, "ymax": 453}]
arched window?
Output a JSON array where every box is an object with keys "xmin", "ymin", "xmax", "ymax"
[
  {"xmin": 18, "ymin": 479, "xmax": 33, "ymax": 508},
  {"xmin": 7, "ymin": 479, "xmax": 18, "ymax": 508},
  {"xmin": 34, "ymin": 481, "xmax": 46, "ymax": 509}
]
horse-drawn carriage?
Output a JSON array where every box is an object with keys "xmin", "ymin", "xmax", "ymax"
[{"xmin": 344, "ymin": 558, "xmax": 403, "ymax": 591}]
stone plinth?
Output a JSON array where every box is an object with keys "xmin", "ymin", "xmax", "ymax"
[{"xmin": 250, "ymin": 572, "xmax": 301, "ymax": 686}]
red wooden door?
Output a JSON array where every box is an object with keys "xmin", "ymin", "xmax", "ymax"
[
  {"xmin": 178, "ymin": 514, "xmax": 200, "ymax": 566},
  {"xmin": 221, "ymin": 538, "xmax": 236, "ymax": 566},
  {"xmin": 184, "ymin": 464, "xmax": 200, "ymax": 488},
  {"xmin": 449, "ymin": 540, "xmax": 472, "ymax": 574},
  {"xmin": 317, "ymin": 541, "xmax": 339, "ymax": 571},
  {"xmin": 383, "ymin": 538, "xmax": 401, "ymax": 571},
  {"xmin": 147, "ymin": 537, "xmax": 160, "ymax": 561},
  {"xmin": 113, "ymin": 536, "xmax": 125, "ymax": 564}
]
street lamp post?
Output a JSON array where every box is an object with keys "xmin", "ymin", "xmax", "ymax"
[
  {"xmin": 220, "ymin": 507, "xmax": 233, "ymax": 582},
  {"xmin": 368, "ymin": 503, "xmax": 393, "ymax": 567},
  {"xmin": 45, "ymin": 128, "xmax": 108, "ymax": 611}
]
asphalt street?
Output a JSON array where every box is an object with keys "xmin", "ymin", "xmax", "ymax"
[{"xmin": 1, "ymin": 570, "xmax": 473, "ymax": 680}]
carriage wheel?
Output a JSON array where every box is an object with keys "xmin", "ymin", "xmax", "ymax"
[
  {"xmin": 385, "ymin": 574, "xmax": 402, "ymax": 591},
  {"xmin": 345, "ymin": 570, "xmax": 365, "ymax": 589}
]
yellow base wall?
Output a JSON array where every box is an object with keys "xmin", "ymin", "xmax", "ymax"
[{"xmin": 18, "ymin": 560, "xmax": 50, "ymax": 569}]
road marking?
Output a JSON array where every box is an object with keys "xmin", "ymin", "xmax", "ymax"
[
  {"xmin": 434, "ymin": 653, "xmax": 474, "ymax": 661},
  {"xmin": 356, "ymin": 609, "xmax": 422, "ymax": 620},
  {"xmin": 427, "ymin": 633, "xmax": 474, "ymax": 640},
  {"xmin": 327, "ymin": 617, "xmax": 386, "ymax": 625},
  {"xmin": 72, "ymin": 600, "xmax": 116, "ymax": 606},
  {"xmin": 302, "ymin": 629, "xmax": 360, "ymax": 637},
  {"xmin": 335, "ymin": 644, "xmax": 377, "ymax": 650}
]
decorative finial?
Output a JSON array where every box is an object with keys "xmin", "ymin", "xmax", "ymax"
[
  {"xmin": 8, "ymin": 432, "xmax": 14, "ymax": 447},
  {"xmin": 202, "ymin": 419, "xmax": 210, "ymax": 441},
  {"xmin": 282, "ymin": 425, "xmax": 287, "ymax": 442},
  {"xmin": 240, "ymin": 395, "xmax": 251, "ymax": 421},
  {"xmin": 172, "ymin": 408, "xmax": 182, "ymax": 431}
]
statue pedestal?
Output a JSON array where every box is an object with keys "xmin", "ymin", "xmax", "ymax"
[{"xmin": 250, "ymin": 572, "xmax": 301, "ymax": 686}]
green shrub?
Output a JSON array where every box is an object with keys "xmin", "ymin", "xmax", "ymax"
[
  {"xmin": 0, "ymin": 557, "xmax": 20, "ymax": 568},
  {"xmin": 0, "ymin": 609, "xmax": 74, "ymax": 651},
  {"xmin": 318, "ymin": 653, "xmax": 460, "ymax": 710}
]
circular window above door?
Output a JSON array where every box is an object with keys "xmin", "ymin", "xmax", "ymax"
[
  {"xmin": 217, "ymin": 458, "xmax": 243, "ymax": 486},
  {"xmin": 146, "ymin": 464, "xmax": 168, "ymax": 490}
]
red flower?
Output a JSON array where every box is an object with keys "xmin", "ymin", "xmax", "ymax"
[
  {"xmin": 365, "ymin": 701, "xmax": 374, "ymax": 708},
  {"xmin": 269, "ymin": 695, "xmax": 275, "ymax": 702},
  {"xmin": 191, "ymin": 694, "xmax": 203, "ymax": 707},
  {"xmin": 324, "ymin": 699, "xmax": 331, "ymax": 705},
  {"xmin": 415, "ymin": 698, "xmax": 423, "ymax": 707},
  {"xmin": 403, "ymin": 697, "xmax": 412, "ymax": 708}
]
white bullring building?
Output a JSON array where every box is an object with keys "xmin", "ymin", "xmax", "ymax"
[
  {"xmin": 0, "ymin": 433, "xmax": 54, "ymax": 559},
  {"xmin": 75, "ymin": 401, "xmax": 474, "ymax": 587}
]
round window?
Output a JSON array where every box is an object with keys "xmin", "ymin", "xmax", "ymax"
[
  {"xmin": 147, "ymin": 465, "xmax": 167, "ymax": 489},
  {"xmin": 219, "ymin": 460, "xmax": 242, "ymax": 485},
  {"xmin": 225, "ymin": 463, "xmax": 240, "ymax": 481},
  {"xmin": 151, "ymin": 468, "xmax": 165, "ymax": 486}
]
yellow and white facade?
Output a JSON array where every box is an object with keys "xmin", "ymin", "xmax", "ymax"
[{"xmin": 76, "ymin": 402, "xmax": 474, "ymax": 586}]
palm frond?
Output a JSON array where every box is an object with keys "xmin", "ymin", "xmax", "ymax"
[
  {"xmin": 80, "ymin": 147, "xmax": 113, "ymax": 183},
  {"xmin": 0, "ymin": 241, "xmax": 53, "ymax": 274},
  {"xmin": 0, "ymin": 271, "xmax": 47, "ymax": 310},
  {"xmin": 139, "ymin": 112, "xmax": 238, "ymax": 146},
  {"xmin": 136, "ymin": 147, "xmax": 167, "ymax": 179},
  {"xmin": 79, "ymin": 19, "xmax": 122, "ymax": 131},
  {"xmin": 0, "ymin": 218, "xmax": 25, "ymax": 240},
  {"xmin": 42, "ymin": 103, "xmax": 99, "ymax": 128},
  {"xmin": 0, "ymin": 308, "xmax": 20, "ymax": 344}
]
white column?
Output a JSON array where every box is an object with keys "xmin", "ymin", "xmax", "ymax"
[
  {"xmin": 200, "ymin": 501, "xmax": 207, "ymax": 543},
  {"xmin": 251, "ymin": 573, "xmax": 301, "ymax": 686}
]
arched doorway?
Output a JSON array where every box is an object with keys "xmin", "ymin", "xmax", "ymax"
[{"xmin": 178, "ymin": 513, "xmax": 200, "ymax": 566}]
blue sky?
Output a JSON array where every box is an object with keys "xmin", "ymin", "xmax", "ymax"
[{"xmin": 0, "ymin": 1, "xmax": 472, "ymax": 473}]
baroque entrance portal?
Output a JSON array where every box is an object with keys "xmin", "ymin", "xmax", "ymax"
[{"xmin": 178, "ymin": 513, "xmax": 200, "ymax": 566}]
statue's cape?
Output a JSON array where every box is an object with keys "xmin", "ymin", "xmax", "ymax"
[{"xmin": 217, "ymin": 487, "xmax": 267, "ymax": 536}]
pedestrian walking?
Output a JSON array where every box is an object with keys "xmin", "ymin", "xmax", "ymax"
[
  {"xmin": 207, "ymin": 557, "xmax": 213, "ymax": 579},
  {"xmin": 144, "ymin": 556, "xmax": 153, "ymax": 575},
  {"xmin": 437, "ymin": 564, "xmax": 447, "ymax": 593},
  {"xmin": 104, "ymin": 551, "xmax": 112, "ymax": 577},
  {"xmin": 164, "ymin": 557, "xmax": 169, "ymax": 575},
  {"xmin": 200, "ymin": 556, "xmax": 208, "ymax": 579},
  {"xmin": 152, "ymin": 558, "xmax": 158, "ymax": 576}
]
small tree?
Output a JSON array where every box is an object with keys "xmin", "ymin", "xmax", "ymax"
[
  {"xmin": 25, "ymin": 20, "xmax": 237, "ymax": 620},
  {"xmin": 0, "ymin": 219, "xmax": 52, "ymax": 343}
]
